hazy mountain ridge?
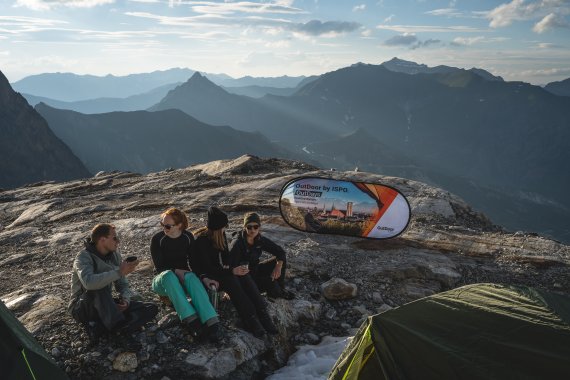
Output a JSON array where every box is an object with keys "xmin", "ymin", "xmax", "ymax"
[
  {"xmin": 380, "ymin": 57, "xmax": 504, "ymax": 81},
  {"xmin": 21, "ymin": 82, "xmax": 181, "ymax": 114},
  {"xmin": 286, "ymin": 63, "xmax": 570, "ymax": 199},
  {"xmin": 35, "ymin": 103, "xmax": 292, "ymax": 174},
  {"xmin": 0, "ymin": 71, "xmax": 90, "ymax": 189},
  {"xmin": 544, "ymin": 77, "xmax": 570, "ymax": 96},
  {"xmin": 149, "ymin": 72, "xmax": 335, "ymax": 143},
  {"xmin": 12, "ymin": 69, "xmax": 307, "ymax": 103}
]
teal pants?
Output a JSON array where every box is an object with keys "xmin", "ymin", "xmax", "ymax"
[{"xmin": 152, "ymin": 271, "xmax": 218, "ymax": 324}]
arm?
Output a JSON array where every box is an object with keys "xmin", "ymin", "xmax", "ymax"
[
  {"xmin": 186, "ymin": 231, "xmax": 195, "ymax": 271},
  {"xmin": 75, "ymin": 251, "xmax": 121, "ymax": 291},
  {"xmin": 150, "ymin": 233, "xmax": 166, "ymax": 273},
  {"xmin": 228, "ymin": 236, "xmax": 244, "ymax": 269},
  {"xmin": 113, "ymin": 253, "xmax": 134, "ymax": 303},
  {"xmin": 261, "ymin": 236, "xmax": 287, "ymax": 263}
]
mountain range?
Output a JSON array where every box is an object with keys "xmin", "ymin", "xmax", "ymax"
[
  {"xmin": 3, "ymin": 58, "xmax": 570, "ymax": 243},
  {"xmin": 149, "ymin": 72, "xmax": 336, "ymax": 143},
  {"xmin": 11, "ymin": 68, "xmax": 305, "ymax": 102}
]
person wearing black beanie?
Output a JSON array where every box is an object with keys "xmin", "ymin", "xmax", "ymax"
[{"xmin": 191, "ymin": 206, "xmax": 277, "ymax": 337}]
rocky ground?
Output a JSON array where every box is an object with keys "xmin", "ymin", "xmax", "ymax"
[{"xmin": 1, "ymin": 155, "xmax": 568, "ymax": 379}]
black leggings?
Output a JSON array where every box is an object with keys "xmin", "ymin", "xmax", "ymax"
[
  {"xmin": 216, "ymin": 274, "xmax": 267, "ymax": 322},
  {"xmin": 252, "ymin": 258, "xmax": 287, "ymax": 293}
]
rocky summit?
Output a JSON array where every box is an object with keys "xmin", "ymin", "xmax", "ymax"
[{"xmin": 0, "ymin": 155, "xmax": 568, "ymax": 379}]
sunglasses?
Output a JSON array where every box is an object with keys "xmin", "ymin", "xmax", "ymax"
[
  {"xmin": 246, "ymin": 224, "xmax": 260, "ymax": 231},
  {"xmin": 160, "ymin": 221, "xmax": 176, "ymax": 230}
]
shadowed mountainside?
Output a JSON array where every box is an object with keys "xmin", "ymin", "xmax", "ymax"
[
  {"xmin": 35, "ymin": 103, "xmax": 293, "ymax": 174},
  {"xmin": 0, "ymin": 70, "xmax": 90, "ymax": 189}
]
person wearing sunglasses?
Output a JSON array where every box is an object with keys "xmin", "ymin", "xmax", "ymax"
[
  {"xmin": 69, "ymin": 223, "xmax": 158, "ymax": 343},
  {"xmin": 191, "ymin": 206, "xmax": 277, "ymax": 338},
  {"xmin": 150, "ymin": 207, "xmax": 223, "ymax": 343},
  {"xmin": 229, "ymin": 212, "xmax": 295, "ymax": 301}
]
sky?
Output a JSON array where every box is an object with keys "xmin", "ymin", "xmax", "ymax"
[{"xmin": 0, "ymin": 0, "xmax": 569, "ymax": 84}]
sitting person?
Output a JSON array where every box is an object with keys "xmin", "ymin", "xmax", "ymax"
[
  {"xmin": 229, "ymin": 212, "xmax": 294, "ymax": 300},
  {"xmin": 192, "ymin": 206, "xmax": 277, "ymax": 337},
  {"xmin": 150, "ymin": 207, "xmax": 222, "ymax": 342},
  {"xmin": 68, "ymin": 223, "xmax": 158, "ymax": 342}
]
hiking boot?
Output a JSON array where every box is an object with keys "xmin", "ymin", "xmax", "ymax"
[
  {"xmin": 206, "ymin": 323, "xmax": 224, "ymax": 344},
  {"xmin": 267, "ymin": 287, "xmax": 295, "ymax": 301},
  {"xmin": 245, "ymin": 317, "xmax": 266, "ymax": 338},
  {"xmin": 258, "ymin": 312, "xmax": 278, "ymax": 335},
  {"xmin": 183, "ymin": 317, "xmax": 204, "ymax": 338}
]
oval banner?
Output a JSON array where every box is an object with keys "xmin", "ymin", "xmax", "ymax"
[{"xmin": 279, "ymin": 177, "xmax": 411, "ymax": 239}]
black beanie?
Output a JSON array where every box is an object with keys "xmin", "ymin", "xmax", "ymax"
[
  {"xmin": 243, "ymin": 212, "xmax": 261, "ymax": 227},
  {"xmin": 207, "ymin": 206, "xmax": 228, "ymax": 230}
]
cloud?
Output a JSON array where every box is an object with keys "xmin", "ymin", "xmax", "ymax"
[
  {"xmin": 413, "ymin": 38, "xmax": 442, "ymax": 49},
  {"xmin": 486, "ymin": 0, "xmax": 570, "ymax": 31},
  {"xmin": 166, "ymin": 1, "xmax": 306, "ymax": 15},
  {"xmin": 384, "ymin": 14, "xmax": 395, "ymax": 23},
  {"xmin": 533, "ymin": 12, "xmax": 570, "ymax": 32},
  {"xmin": 519, "ymin": 67, "xmax": 570, "ymax": 77},
  {"xmin": 451, "ymin": 36, "xmax": 485, "ymax": 46},
  {"xmin": 265, "ymin": 39, "xmax": 290, "ymax": 48},
  {"xmin": 425, "ymin": 8, "xmax": 463, "ymax": 17},
  {"xmin": 377, "ymin": 24, "xmax": 484, "ymax": 33},
  {"xmin": 383, "ymin": 33, "xmax": 441, "ymax": 49},
  {"xmin": 0, "ymin": 15, "xmax": 68, "ymax": 27},
  {"xmin": 353, "ymin": 4, "xmax": 366, "ymax": 12},
  {"xmin": 291, "ymin": 20, "xmax": 361, "ymax": 36},
  {"xmin": 15, "ymin": 0, "xmax": 114, "ymax": 11},
  {"xmin": 383, "ymin": 33, "xmax": 417, "ymax": 46}
]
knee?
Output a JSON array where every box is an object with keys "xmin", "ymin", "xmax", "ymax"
[{"xmin": 156, "ymin": 270, "xmax": 178, "ymax": 286}]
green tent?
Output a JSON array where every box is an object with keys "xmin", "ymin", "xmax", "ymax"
[
  {"xmin": 329, "ymin": 283, "xmax": 570, "ymax": 380},
  {"xmin": 0, "ymin": 300, "xmax": 68, "ymax": 380}
]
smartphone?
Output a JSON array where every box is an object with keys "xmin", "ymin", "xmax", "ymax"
[{"xmin": 125, "ymin": 256, "xmax": 138, "ymax": 262}]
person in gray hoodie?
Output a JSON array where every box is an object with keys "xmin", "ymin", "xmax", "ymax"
[{"xmin": 68, "ymin": 223, "xmax": 157, "ymax": 340}]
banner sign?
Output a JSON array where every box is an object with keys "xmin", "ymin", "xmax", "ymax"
[{"xmin": 279, "ymin": 177, "xmax": 411, "ymax": 239}]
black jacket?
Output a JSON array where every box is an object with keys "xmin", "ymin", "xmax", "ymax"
[
  {"xmin": 150, "ymin": 230, "xmax": 195, "ymax": 274},
  {"xmin": 191, "ymin": 233, "xmax": 232, "ymax": 280},
  {"xmin": 228, "ymin": 230, "xmax": 286, "ymax": 272}
]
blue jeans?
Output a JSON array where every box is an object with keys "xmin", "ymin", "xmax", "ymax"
[{"xmin": 152, "ymin": 270, "xmax": 218, "ymax": 325}]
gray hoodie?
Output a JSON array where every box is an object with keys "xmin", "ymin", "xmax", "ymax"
[{"xmin": 67, "ymin": 240, "xmax": 133, "ymax": 313}]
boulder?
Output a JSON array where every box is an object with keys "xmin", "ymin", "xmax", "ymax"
[{"xmin": 321, "ymin": 278, "xmax": 358, "ymax": 300}]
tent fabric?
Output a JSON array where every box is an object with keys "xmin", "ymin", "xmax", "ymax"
[
  {"xmin": 0, "ymin": 300, "xmax": 68, "ymax": 380},
  {"xmin": 329, "ymin": 283, "xmax": 570, "ymax": 380}
]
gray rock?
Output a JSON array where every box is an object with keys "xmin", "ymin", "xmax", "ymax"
[
  {"xmin": 372, "ymin": 292, "xmax": 384, "ymax": 304},
  {"xmin": 113, "ymin": 352, "xmax": 138, "ymax": 372},
  {"xmin": 155, "ymin": 331, "xmax": 170, "ymax": 344},
  {"xmin": 304, "ymin": 333, "xmax": 320, "ymax": 344},
  {"xmin": 321, "ymin": 278, "xmax": 358, "ymax": 300}
]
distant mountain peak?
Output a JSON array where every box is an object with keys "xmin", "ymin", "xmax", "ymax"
[{"xmin": 381, "ymin": 57, "xmax": 502, "ymax": 82}]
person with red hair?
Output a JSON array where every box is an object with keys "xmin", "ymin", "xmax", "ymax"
[{"xmin": 150, "ymin": 207, "xmax": 222, "ymax": 343}]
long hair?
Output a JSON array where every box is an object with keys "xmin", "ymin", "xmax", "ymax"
[
  {"xmin": 161, "ymin": 207, "xmax": 189, "ymax": 230},
  {"xmin": 194, "ymin": 226, "xmax": 227, "ymax": 251}
]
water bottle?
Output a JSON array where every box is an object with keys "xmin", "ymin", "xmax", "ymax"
[{"xmin": 208, "ymin": 285, "xmax": 219, "ymax": 311}]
